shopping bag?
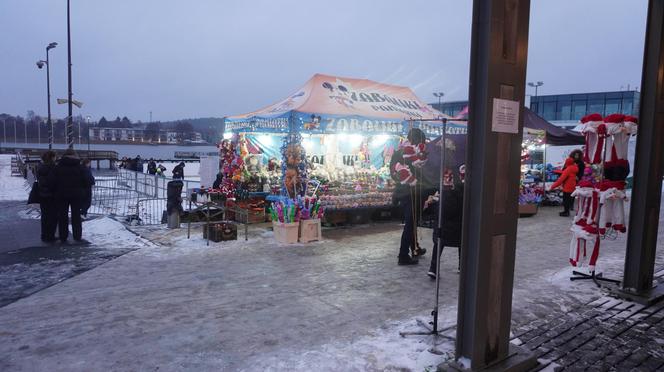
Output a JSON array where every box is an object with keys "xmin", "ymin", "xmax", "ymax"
[{"xmin": 27, "ymin": 181, "xmax": 41, "ymax": 205}]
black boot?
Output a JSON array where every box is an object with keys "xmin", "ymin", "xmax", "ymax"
[{"xmin": 398, "ymin": 256, "xmax": 419, "ymax": 265}]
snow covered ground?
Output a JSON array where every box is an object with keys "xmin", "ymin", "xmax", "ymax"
[
  {"xmin": 1, "ymin": 152, "xmax": 663, "ymax": 370},
  {"xmin": 0, "ymin": 154, "xmax": 29, "ymax": 201}
]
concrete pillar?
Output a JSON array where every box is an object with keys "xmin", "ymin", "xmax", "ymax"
[
  {"xmin": 453, "ymin": 0, "xmax": 536, "ymax": 370},
  {"xmin": 621, "ymin": 0, "xmax": 664, "ymax": 301}
]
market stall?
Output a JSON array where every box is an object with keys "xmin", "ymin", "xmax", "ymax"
[{"xmin": 222, "ymin": 74, "xmax": 456, "ymax": 224}]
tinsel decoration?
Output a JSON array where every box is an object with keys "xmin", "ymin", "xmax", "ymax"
[
  {"xmin": 281, "ymin": 132, "xmax": 308, "ymax": 197},
  {"xmin": 218, "ymin": 139, "xmax": 242, "ymax": 199}
]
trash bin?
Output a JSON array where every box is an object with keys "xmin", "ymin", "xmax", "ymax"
[{"xmin": 167, "ymin": 180, "xmax": 184, "ymax": 228}]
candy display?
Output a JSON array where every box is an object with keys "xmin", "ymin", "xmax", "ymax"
[{"xmin": 319, "ymin": 192, "xmax": 393, "ymax": 210}]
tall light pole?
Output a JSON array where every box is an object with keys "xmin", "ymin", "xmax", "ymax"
[
  {"xmin": 527, "ymin": 81, "xmax": 543, "ymax": 97},
  {"xmin": 433, "ymin": 92, "xmax": 445, "ymax": 113},
  {"xmin": 37, "ymin": 42, "xmax": 57, "ymax": 149},
  {"xmin": 86, "ymin": 115, "xmax": 91, "ymax": 151},
  {"xmin": 66, "ymin": 0, "xmax": 74, "ymax": 149}
]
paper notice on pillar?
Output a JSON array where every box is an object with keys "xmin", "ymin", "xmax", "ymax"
[{"xmin": 491, "ymin": 98, "xmax": 520, "ymax": 134}]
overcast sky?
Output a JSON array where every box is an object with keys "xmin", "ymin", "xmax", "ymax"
[{"xmin": 0, "ymin": 0, "xmax": 648, "ymax": 122}]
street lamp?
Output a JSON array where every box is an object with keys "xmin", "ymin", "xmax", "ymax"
[
  {"xmin": 527, "ymin": 81, "xmax": 544, "ymax": 97},
  {"xmin": 66, "ymin": 0, "xmax": 74, "ymax": 149},
  {"xmin": 86, "ymin": 115, "xmax": 92, "ymax": 151},
  {"xmin": 433, "ymin": 92, "xmax": 445, "ymax": 116},
  {"xmin": 37, "ymin": 41, "xmax": 57, "ymax": 149}
]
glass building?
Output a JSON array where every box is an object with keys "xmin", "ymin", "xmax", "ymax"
[
  {"xmin": 431, "ymin": 90, "xmax": 640, "ymax": 127},
  {"xmin": 529, "ymin": 90, "xmax": 639, "ymax": 121}
]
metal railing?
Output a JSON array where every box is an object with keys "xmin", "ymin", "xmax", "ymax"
[{"xmin": 89, "ymin": 168, "xmax": 200, "ymax": 225}]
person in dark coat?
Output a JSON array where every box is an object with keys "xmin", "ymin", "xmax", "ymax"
[
  {"xmin": 37, "ymin": 150, "xmax": 58, "ymax": 242},
  {"xmin": 80, "ymin": 158, "xmax": 95, "ymax": 218},
  {"xmin": 172, "ymin": 162, "xmax": 185, "ymax": 180},
  {"xmin": 49, "ymin": 149, "xmax": 88, "ymax": 243},
  {"xmin": 212, "ymin": 172, "xmax": 223, "ymax": 189},
  {"xmin": 425, "ymin": 179, "xmax": 464, "ymax": 279},
  {"xmin": 147, "ymin": 158, "xmax": 157, "ymax": 175},
  {"xmin": 134, "ymin": 156, "xmax": 144, "ymax": 173}
]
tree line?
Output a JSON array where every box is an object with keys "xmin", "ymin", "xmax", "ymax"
[{"xmin": 0, "ymin": 112, "xmax": 224, "ymax": 144}]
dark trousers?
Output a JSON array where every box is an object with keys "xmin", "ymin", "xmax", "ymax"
[
  {"xmin": 57, "ymin": 196, "xmax": 82, "ymax": 241},
  {"xmin": 40, "ymin": 198, "xmax": 58, "ymax": 241},
  {"xmin": 562, "ymin": 192, "xmax": 574, "ymax": 213},
  {"xmin": 429, "ymin": 228, "xmax": 461, "ymax": 273},
  {"xmin": 399, "ymin": 194, "xmax": 415, "ymax": 258},
  {"xmin": 81, "ymin": 189, "xmax": 92, "ymax": 216}
]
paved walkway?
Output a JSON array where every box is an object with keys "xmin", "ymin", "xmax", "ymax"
[
  {"xmin": 0, "ymin": 202, "xmax": 136, "ymax": 307},
  {"xmin": 0, "ymin": 204, "xmax": 662, "ymax": 371},
  {"xmin": 513, "ymin": 285, "xmax": 664, "ymax": 371}
]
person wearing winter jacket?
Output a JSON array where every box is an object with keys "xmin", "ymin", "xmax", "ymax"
[
  {"xmin": 424, "ymin": 171, "xmax": 464, "ymax": 279},
  {"xmin": 49, "ymin": 149, "xmax": 89, "ymax": 242},
  {"xmin": 80, "ymin": 158, "xmax": 96, "ymax": 218},
  {"xmin": 37, "ymin": 150, "xmax": 58, "ymax": 242},
  {"xmin": 172, "ymin": 162, "xmax": 185, "ymax": 180},
  {"xmin": 147, "ymin": 159, "xmax": 157, "ymax": 175},
  {"xmin": 390, "ymin": 128, "xmax": 429, "ymax": 265},
  {"xmin": 549, "ymin": 156, "xmax": 579, "ymax": 217}
]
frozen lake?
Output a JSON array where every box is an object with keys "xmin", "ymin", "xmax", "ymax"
[{"xmin": 0, "ymin": 141, "xmax": 218, "ymax": 160}]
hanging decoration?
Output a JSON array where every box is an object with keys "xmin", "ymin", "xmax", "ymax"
[
  {"xmin": 217, "ymin": 138, "xmax": 242, "ymax": 199},
  {"xmin": 281, "ymin": 132, "xmax": 308, "ymax": 197},
  {"xmin": 568, "ymin": 113, "xmax": 637, "ymax": 272}
]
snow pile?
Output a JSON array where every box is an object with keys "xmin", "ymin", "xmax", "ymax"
[
  {"xmin": 0, "ymin": 154, "xmax": 29, "ymax": 201},
  {"xmin": 17, "ymin": 206, "xmax": 41, "ymax": 219},
  {"xmin": 84, "ymin": 216, "xmax": 157, "ymax": 248},
  {"xmin": 131, "ymin": 223, "xmax": 327, "ymax": 258},
  {"xmin": 241, "ymin": 314, "xmax": 457, "ymax": 372}
]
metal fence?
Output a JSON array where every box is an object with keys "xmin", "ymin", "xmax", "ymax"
[{"xmin": 89, "ymin": 169, "xmax": 199, "ymax": 225}]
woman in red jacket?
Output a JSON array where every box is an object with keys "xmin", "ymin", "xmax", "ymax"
[{"xmin": 550, "ymin": 157, "xmax": 579, "ymax": 217}]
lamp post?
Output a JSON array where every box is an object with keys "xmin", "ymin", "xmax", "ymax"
[
  {"xmin": 86, "ymin": 115, "xmax": 91, "ymax": 151},
  {"xmin": 37, "ymin": 42, "xmax": 57, "ymax": 149},
  {"xmin": 527, "ymin": 81, "xmax": 543, "ymax": 97},
  {"xmin": 66, "ymin": 0, "xmax": 74, "ymax": 149}
]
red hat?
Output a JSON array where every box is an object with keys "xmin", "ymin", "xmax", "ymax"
[
  {"xmin": 624, "ymin": 115, "xmax": 638, "ymax": 124},
  {"xmin": 581, "ymin": 113, "xmax": 603, "ymax": 124},
  {"xmin": 603, "ymin": 113, "xmax": 625, "ymax": 124}
]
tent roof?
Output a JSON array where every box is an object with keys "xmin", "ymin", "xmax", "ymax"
[
  {"xmin": 226, "ymin": 73, "xmax": 451, "ymax": 121},
  {"xmin": 523, "ymin": 108, "xmax": 584, "ymax": 146}
]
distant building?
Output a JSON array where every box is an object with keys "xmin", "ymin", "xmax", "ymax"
[
  {"xmin": 431, "ymin": 90, "xmax": 640, "ymax": 130},
  {"xmin": 88, "ymin": 127, "xmax": 200, "ymax": 144},
  {"xmin": 530, "ymin": 90, "xmax": 640, "ymax": 129}
]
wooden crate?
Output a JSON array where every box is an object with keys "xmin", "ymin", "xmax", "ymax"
[
  {"xmin": 203, "ymin": 222, "xmax": 237, "ymax": 242},
  {"xmin": 299, "ymin": 219, "xmax": 322, "ymax": 243},
  {"xmin": 273, "ymin": 221, "xmax": 299, "ymax": 244},
  {"xmin": 518, "ymin": 203, "xmax": 538, "ymax": 217}
]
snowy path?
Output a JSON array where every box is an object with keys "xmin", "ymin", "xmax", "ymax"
[
  {"xmin": 0, "ymin": 154, "xmax": 29, "ymax": 201},
  {"xmin": 0, "ymin": 202, "xmax": 662, "ymax": 370}
]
